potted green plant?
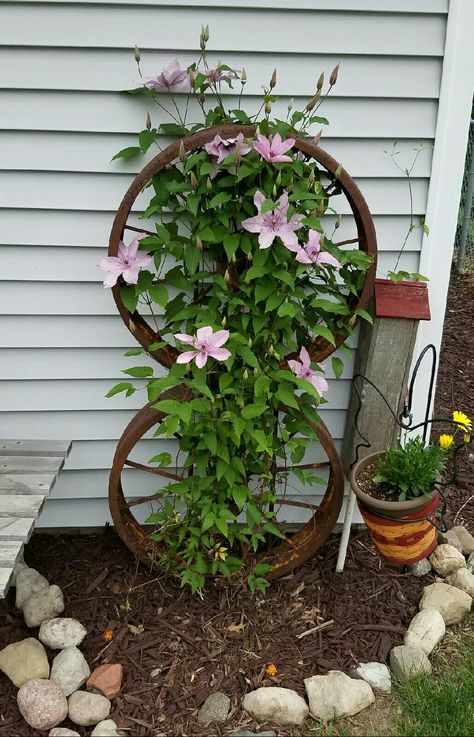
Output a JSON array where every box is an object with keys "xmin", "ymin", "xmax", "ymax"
[{"xmin": 349, "ymin": 412, "xmax": 471, "ymax": 564}]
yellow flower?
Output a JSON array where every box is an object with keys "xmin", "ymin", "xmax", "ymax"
[
  {"xmin": 265, "ymin": 663, "xmax": 278, "ymax": 677},
  {"xmin": 439, "ymin": 434, "xmax": 454, "ymax": 450},
  {"xmin": 464, "ymin": 434, "xmax": 471, "ymax": 444},
  {"xmin": 453, "ymin": 410, "xmax": 472, "ymax": 431}
]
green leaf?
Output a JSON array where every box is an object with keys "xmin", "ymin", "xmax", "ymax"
[
  {"xmin": 123, "ymin": 348, "xmax": 143, "ymax": 356},
  {"xmin": 148, "ymin": 341, "xmax": 167, "ymax": 351},
  {"xmin": 275, "ymin": 387, "xmax": 299, "ymax": 409},
  {"xmin": 148, "ymin": 284, "xmax": 168, "ymax": 307},
  {"xmin": 208, "ymin": 192, "xmax": 232, "ymax": 208},
  {"xmin": 245, "ymin": 265, "xmax": 267, "ymax": 282},
  {"xmin": 274, "ymin": 269, "xmax": 294, "ymax": 289},
  {"xmin": 106, "ymin": 382, "xmax": 135, "ymax": 398},
  {"xmin": 215, "ymin": 517, "xmax": 228, "ymax": 537},
  {"xmin": 122, "ymin": 365, "xmax": 153, "ymax": 378},
  {"xmin": 120, "ymin": 286, "xmax": 138, "ymax": 313},
  {"xmin": 246, "ymin": 504, "xmax": 262, "ymax": 528},
  {"xmin": 235, "ymin": 345, "xmax": 260, "ymax": 369},
  {"xmin": 264, "ymin": 523, "xmax": 285, "ymax": 539},
  {"xmin": 149, "ymin": 452, "xmax": 172, "ymax": 467},
  {"xmin": 203, "ymin": 432, "xmax": 217, "ymax": 454},
  {"xmin": 112, "ymin": 146, "xmax": 141, "ymax": 161},
  {"xmin": 277, "ymin": 302, "xmax": 299, "ymax": 318},
  {"xmin": 354, "ymin": 307, "xmax": 374, "ymax": 324},
  {"xmin": 331, "ymin": 356, "xmax": 344, "ymax": 380},
  {"xmin": 223, "ymin": 233, "xmax": 240, "ymax": 261},
  {"xmin": 311, "ymin": 298, "xmax": 349, "ymax": 314},
  {"xmin": 232, "ymin": 485, "xmax": 248, "ymax": 510},
  {"xmin": 187, "ymin": 193, "xmax": 200, "ymax": 217},
  {"xmin": 159, "ymin": 123, "xmax": 188, "ymax": 137},
  {"xmin": 265, "ymin": 291, "xmax": 284, "ymax": 313},
  {"xmin": 202, "ymin": 512, "xmax": 215, "ymax": 531},
  {"xmin": 138, "ymin": 129, "xmax": 156, "ymax": 153},
  {"xmin": 313, "ymin": 326, "xmax": 336, "ymax": 346},
  {"xmin": 155, "ymin": 399, "xmax": 191, "ymax": 423},
  {"xmin": 242, "ymin": 404, "xmax": 268, "ymax": 419}
]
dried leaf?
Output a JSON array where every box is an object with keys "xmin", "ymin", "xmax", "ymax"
[
  {"xmin": 127, "ymin": 623, "xmax": 145, "ymax": 636},
  {"xmin": 227, "ymin": 622, "xmax": 246, "ymax": 633},
  {"xmin": 291, "ymin": 581, "xmax": 306, "ymax": 598}
]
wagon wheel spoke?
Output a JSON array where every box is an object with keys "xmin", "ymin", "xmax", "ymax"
[
  {"xmin": 124, "ymin": 458, "xmax": 182, "ymax": 481},
  {"xmin": 333, "ymin": 236, "xmax": 361, "ymax": 247},
  {"xmin": 124, "ymin": 492, "xmax": 166, "ymax": 509},
  {"xmin": 124, "ymin": 224, "xmax": 157, "ymax": 237},
  {"xmin": 276, "ymin": 461, "xmax": 330, "ymax": 472},
  {"xmin": 274, "ymin": 498, "xmax": 322, "ymax": 512}
]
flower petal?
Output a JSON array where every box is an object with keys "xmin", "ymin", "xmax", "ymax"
[
  {"xmin": 195, "ymin": 351, "xmax": 208, "ymax": 368},
  {"xmin": 196, "ymin": 326, "xmax": 214, "ymax": 342},
  {"xmin": 299, "ymin": 346, "xmax": 311, "ymax": 369},
  {"xmin": 259, "ymin": 229, "xmax": 276, "ymax": 249},
  {"xmin": 208, "ymin": 329, "xmax": 230, "ymax": 348},
  {"xmin": 175, "ymin": 333, "xmax": 195, "ymax": 345},
  {"xmin": 208, "ymin": 347, "xmax": 231, "ymax": 361},
  {"xmin": 317, "ymin": 252, "xmax": 342, "ymax": 270},
  {"xmin": 241, "ymin": 215, "xmax": 264, "ymax": 233},
  {"xmin": 122, "ymin": 266, "xmax": 140, "ymax": 284},
  {"xmin": 253, "ymin": 190, "xmax": 266, "ymax": 212},
  {"xmin": 176, "ymin": 351, "xmax": 197, "ymax": 364}
]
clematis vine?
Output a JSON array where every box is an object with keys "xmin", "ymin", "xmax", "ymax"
[
  {"xmin": 204, "ymin": 133, "xmax": 251, "ymax": 175},
  {"xmin": 242, "ymin": 191, "xmax": 303, "ymax": 249},
  {"xmin": 287, "ymin": 230, "xmax": 342, "ymax": 274},
  {"xmin": 175, "ymin": 326, "xmax": 231, "ymax": 368},
  {"xmin": 253, "ymin": 133, "xmax": 295, "ymax": 164},
  {"xmin": 143, "ymin": 59, "xmax": 190, "ymax": 91},
  {"xmin": 99, "ymin": 235, "xmax": 152, "ymax": 288},
  {"xmin": 288, "ymin": 347, "xmax": 328, "ymax": 395},
  {"xmin": 205, "ymin": 67, "xmax": 238, "ymax": 83}
]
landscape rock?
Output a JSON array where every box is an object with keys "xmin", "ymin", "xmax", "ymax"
[
  {"xmin": 354, "ymin": 662, "xmax": 391, "ymax": 693},
  {"xmin": 49, "ymin": 729, "xmax": 81, "ymax": 736},
  {"xmin": 91, "ymin": 719, "xmax": 122, "ymax": 736},
  {"xmin": 68, "ymin": 691, "xmax": 111, "ymax": 727},
  {"xmin": 51, "ymin": 646, "xmax": 91, "ymax": 696},
  {"xmin": 17, "ymin": 679, "xmax": 68, "ymax": 731},
  {"xmin": 419, "ymin": 582, "xmax": 472, "ymax": 625},
  {"xmin": 87, "ymin": 663, "xmax": 123, "ymax": 700},
  {"xmin": 11, "ymin": 558, "xmax": 29, "ymax": 586},
  {"xmin": 408, "ymin": 558, "xmax": 432, "ymax": 577},
  {"xmin": 452, "ymin": 526, "xmax": 474, "ymax": 555},
  {"xmin": 242, "ymin": 687, "xmax": 308, "ymax": 726},
  {"xmin": 0, "ymin": 637, "xmax": 50, "ymax": 687},
  {"xmin": 304, "ymin": 670, "xmax": 374, "ymax": 720},
  {"xmin": 197, "ymin": 692, "xmax": 230, "ymax": 724},
  {"xmin": 404, "ymin": 607, "xmax": 446, "ymax": 656},
  {"xmin": 389, "ymin": 645, "xmax": 432, "ymax": 682},
  {"xmin": 467, "ymin": 552, "xmax": 474, "ymax": 573},
  {"xmin": 15, "ymin": 567, "xmax": 49, "ymax": 609},
  {"xmin": 429, "ymin": 544, "xmax": 466, "ymax": 577},
  {"xmin": 445, "ymin": 568, "xmax": 474, "ymax": 596},
  {"xmin": 439, "ymin": 529, "xmax": 463, "ymax": 553},
  {"xmin": 40, "ymin": 618, "xmax": 87, "ymax": 650},
  {"xmin": 23, "ymin": 584, "xmax": 65, "ymax": 627}
]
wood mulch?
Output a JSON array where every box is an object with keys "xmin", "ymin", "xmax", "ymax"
[{"xmin": 0, "ymin": 269, "xmax": 472, "ymax": 737}]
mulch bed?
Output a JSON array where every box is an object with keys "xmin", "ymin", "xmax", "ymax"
[{"xmin": 0, "ymin": 269, "xmax": 473, "ymax": 737}]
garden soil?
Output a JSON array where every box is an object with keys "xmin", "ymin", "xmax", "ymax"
[{"xmin": 0, "ymin": 269, "xmax": 472, "ymax": 737}]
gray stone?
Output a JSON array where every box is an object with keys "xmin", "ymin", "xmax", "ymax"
[
  {"xmin": 11, "ymin": 558, "xmax": 29, "ymax": 586},
  {"xmin": 389, "ymin": 645, "xmax": 432, "ymax": 682},
  {"xmin": 404, "ymin": 608, "xmax": 446, "ymax": 655},
  {"xmin": 445, "ymin": 568, "xmax": 474, "ymax": 596},
  {"xmin": 439, "ymin": 529, "xmax": 463, "ymax": 553},
  {"xmin": 15, "ymin": 567, "xmax": 49, "ymax": 609},
  {"xmin": 50, "ymin": 646, "xmax": 91, "ymax": 696},
  {"xmin": 242, "ymin": 687, "xmax": 308, "ymax": 726},
  {"xmin": 304, "ymin": 670, "xmax": 374, "ymax": 720},
  {"xmin": 408, "ymin": 558, "xmax": 432, "ymax": 577},
  {"xmin": 17, "ymin": 679, "xmax": 68, "ymax": 731},
  {"xmin": 0, "ymin": 637, "xmax": 50, "ymax": 687},
  {"xmin": 354, "ymin": 662, "xmax": 391, "ymax": 693},
  {"xmin": 91, "ymin": 720, "xmax": 122, "ymax": 736},
  {"xmin": 23, "ymin": 584, "xmax": 65, "ymax": 627},
  {"xmin": 429, "ymin": 544, "xmax": 466, "ymax": 577},
  {"xmin": 467, "ymin": 552, "xmax": 474, "ymax": 574},
  {"xmin": 68, "ymin": 691, "xmax": 111, "ymax": 727},
  {"xmin": 197, "ymin": 692, "xmax": 230, "ymax": 725},
  {"xmin": 49, "ymin": 730, "xmax": 81, "ymax": 737},
  {"xmin": 39, "ymin": 618, "xmax": 88, "ymax": 650},
  {"xmin": 452, "ymin": 526, "xmax": 474, "ymax": 555},
  {"xmin": 419, "ymin": 582, "xmax": 472, "ymax": 625}
]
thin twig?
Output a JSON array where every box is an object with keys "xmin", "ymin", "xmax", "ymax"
[
  {"xmin": 453, "ymin": 493, "xmax": 474, "ymax": 524},
  {"xmin": 296, "ymin": 619, "xmax": 334, "ymax": 639}
]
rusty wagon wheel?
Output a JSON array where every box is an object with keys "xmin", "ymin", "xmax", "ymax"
[
  {"xmin": 108, "ymin": 123, "xmax": 377, "ymax": 369},
  {"xmin": 109, "ymin": 385, "xmax": 344, "ymax": 581}
]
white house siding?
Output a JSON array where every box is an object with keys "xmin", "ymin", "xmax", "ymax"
[{"xmin": 0, "ymin": 0, "xmax": 450, "ymax": 527}]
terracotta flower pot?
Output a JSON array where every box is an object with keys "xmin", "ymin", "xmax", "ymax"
[{"xmin": 350, "ymin": 451, "xmax": 439, "ymax": 565}]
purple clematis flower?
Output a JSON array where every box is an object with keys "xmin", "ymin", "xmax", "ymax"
[
  {"xmin": 241, "ymin": 190, "xmax": 304, "ymax": 249},
  {"xmin": 205, "ymin": 67, "xmax": 238, "ymax": 83},
  {"xmin": 204, "ymin": 133, "xmax": 251, "ymax": 165},
  {"xmin": 288, "ymin": 347, "xmax": 328, "ymax": 395},
  {"xmin": 99, "ymin": 235, "xmax": 152, "ymax": 288},
  {"xmin": 175, "ymin": 326, "xmax": 231, "ymax": 368},
  {"xmin": 253, "ymin": 133, "xmax": 295, "ymax": 164},
  {"xmin": 143, "ymin": 59, "xmax": 190, "ymax": 91},
  {"xmin": 288, "ymin": 230, "xmax": 342, "ymax": 274}
]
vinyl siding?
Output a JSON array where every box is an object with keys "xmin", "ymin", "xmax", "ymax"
[{"xmin": 0, "ymin": 0, "xmax": 448, "ymax": 527}]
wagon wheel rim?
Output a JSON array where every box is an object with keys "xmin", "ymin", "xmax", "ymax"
[
  {"xmin": 108, "ymin": 123, "xmax": 377, "ymax": 368},
  {"xmin": 108, "ymin": 388, "xmax": 344, "ymax": 581}
]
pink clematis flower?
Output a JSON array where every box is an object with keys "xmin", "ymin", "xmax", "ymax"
[
  {"xmin": 289, "ymin": 230, "xmax": 342, "ymax": 274},
  {"xmin": 288, "ymin": 347, "xmax": 328, "ymax": 395},
  {"xmin": 175, "ymin": 326, "xmax": 231, "ymax": 368},
  {"xmin": 205, "ymin": 67, "xmax": 238, "ymax": 83},
  {"xmin": 253, "ymin": 133, "xmax": 295, "ymax": 164},
  {"xmin": 99, "ymin": 235, "xmax": 152, "ymax": 288},
  {"xmin": 241, "ymin": 190, "xmax": 304, "ymax": 249},
  {"xmin": 143, "ymin": 59, "xmax": 190, "ymax": 91},
  {"xmin": 204, "ymin": 133, "xmax": 251, "ymax": 165}
]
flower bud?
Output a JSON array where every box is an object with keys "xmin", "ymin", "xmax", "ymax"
[
  {"xmin": 272, "ymin": 185, "xmax": 277, "ymax": 198},
  {"xmin": 204, "ymin": 25, "xmax": 210, "ymax": 42},
  {"xmin": 199, "ymin": 91, "xmax": 206, "ymax": 104},
  {"xmin": 268, "ymin": 344, "xmax": 275, "ymax": 355},
  {"xmin": 190, "ymin": 171, "xmax": 198, "ymax": 189},
  {"xmin": 178, "ymin": 140, "xmax": 186, "ymax": 162},
  {"xmin": 224, "ymin": 269, "xmax": 230, "ymax": 283},
  {"xmin": 207, "ymin": 177, "xmax": 212, "ymax": 192},
  {"xmin": 305, "ymin": 94, "xmax": 318, "ymax": 112},
  {"xmin": 247, "ymin": 251, "xmax": 253, "ymax": 261},
  {"xmin": 253, "ymin": 367, "xmax": 259, "ymax": 376},
  {"xmin": 276, "ymin": 172, "xmax": 282, "ymax": 187},
  {"xmin": 243, "ymin": 368, "xmax": 249, "ymax": 380},
  {"xmin": 145, "ymin": 112, "xmax": 152, "ymax": 130},
  {"xmin": 241, "ymin": 68, "xmax": 247, "ymax": 85},
  {"xmin": 334, "ymin": 163, "xmax": 343, "ymax": 179},
  {"xmin": 188, "ymin": 69, "xmax": 196, "ymax": 87},
  {"xmin": 231, "ymin": 252, "xmax": 237, "ymax": 263},
  {"xmin": 199, "ymin": 26, "xmax": 207, "ymax": 50},
  {"xmin": 287, "ymin": 98, "xmax": 294, "ymax": 112},
  {"xmin": 308, "ymin": 169, "xmax": 315, "ymax": 186},
  {"xmin": 134, "ymin": 46, "xmax": 141, "ymax": 63},
  {"xmin": 247, "ymin": 337, "xmax": 252, "ymax": 348},
  {"xmin": 221, "ymin": 316, "xmax": 226, "ymax": 327},
  {"xmin": 316, "ymin": 71, "xmax": 324, "ymax": 92},
  {"xmin": 234, "ymin": 146, "xmax": 242, "ymax": 166},
  {"xmin": 313, "ymin": 129, "xmax": 322, "ymax": 146},
  {"xmin": 196, "ymin": 234, "xmax": 203, "ymax": 251},
  {"xmin": 265, "ymin": 100, "xmax": 272, "ymax": 115},
  {"xmin": 329, "ymin": 63, "xmax": 340, "ymax": 86},
  {"xmin": 269, "ymin": 68, "xmax": 277, "ymax": 90},
  {"xmin": 335, "ymin": 214, "xmax": 341, "ymax": 230}
]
